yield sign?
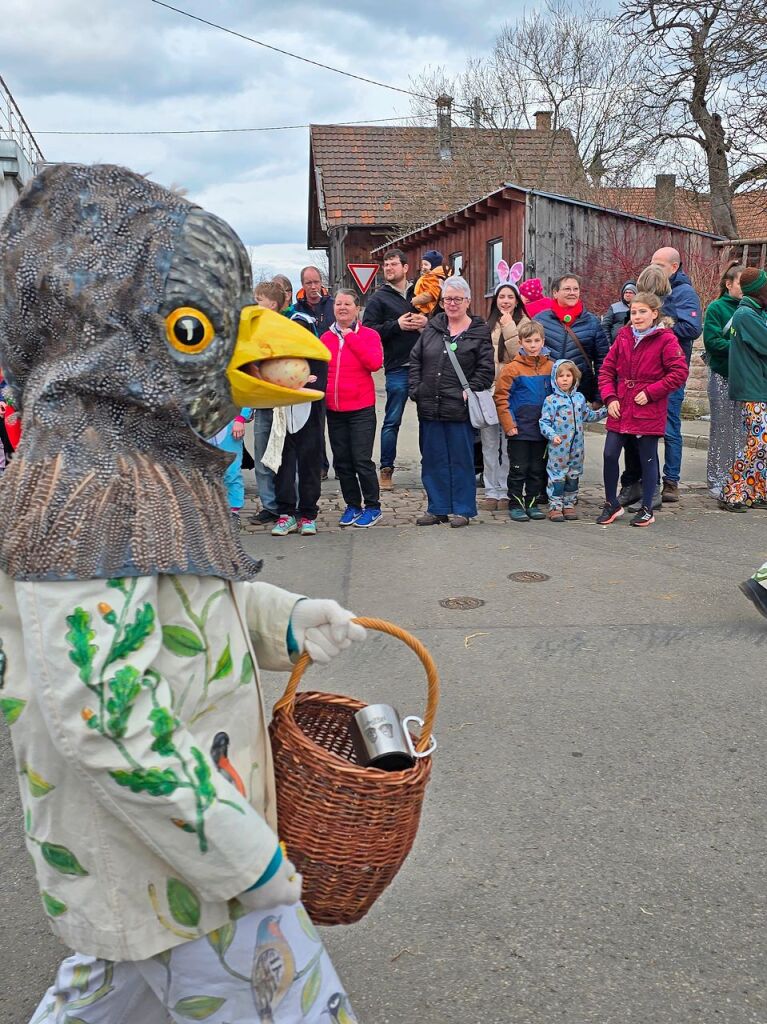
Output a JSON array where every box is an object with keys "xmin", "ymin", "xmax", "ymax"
[{"xmin": 347, "ymin": 263, "xmax": 378, "ymax": 294}]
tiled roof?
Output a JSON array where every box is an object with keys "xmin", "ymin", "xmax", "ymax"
[
  {"xmin": 597, "ymin": 186, "xmax": 767, "ymax": 239},
  {"xmin": 309, "ymin": 123, "xmax": 585, "ymax": 231}
]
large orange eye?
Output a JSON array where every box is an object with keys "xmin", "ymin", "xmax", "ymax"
[{"xmin": 165, "ymin": 307, "xmax": 215, "ymax": 354}]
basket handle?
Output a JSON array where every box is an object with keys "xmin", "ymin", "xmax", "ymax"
[{"xmin": 273, "ymin": 617, "xmax": 439, "ymax": 754}]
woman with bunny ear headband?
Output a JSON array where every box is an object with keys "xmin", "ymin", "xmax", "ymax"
[{"xmin": 482, "ymin": 261, "xmax": 531, "ymax": 510}]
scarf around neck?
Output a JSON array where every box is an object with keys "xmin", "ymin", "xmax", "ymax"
[{"xmin": 552, "ymin": 300, "xmax": 583, "ymax": 325}]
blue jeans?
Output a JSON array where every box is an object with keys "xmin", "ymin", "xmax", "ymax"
[
  {"xmin": 380, "ymin": 367, "xmax": 410, "ymax": 469},
  {"xmin": 419, "ymin": 418, "xmax": 477, "ymax": 517},
  {"xmin": 662, "ymin": 384, "xmax": 684, "ymax": 483},
  {"xmin": 252, "ymin": 409, "xmax": 278, "ymax": 514}
]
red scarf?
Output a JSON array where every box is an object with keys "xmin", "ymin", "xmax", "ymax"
[{"xmin": 551, "ymin": 300, "xmax": 583, "ymax": 325}]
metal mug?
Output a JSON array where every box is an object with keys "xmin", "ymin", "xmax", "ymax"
[{"xmin": 349, "ymin": 703, "xmax": 437, "ymax": 771}]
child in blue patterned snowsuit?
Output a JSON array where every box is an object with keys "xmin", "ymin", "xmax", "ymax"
[{"xmin": 539, "ymin": 360, "xmax": 606, "ymax": 520}]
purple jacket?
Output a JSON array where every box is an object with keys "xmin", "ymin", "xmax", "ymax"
[{"xmin": 598, "ymin": 322, "xmax": 688, "ymax": 436}]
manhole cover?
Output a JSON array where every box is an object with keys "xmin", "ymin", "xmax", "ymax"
[
  {"xmin": 508, "ymin": 571, "xmax": 551, "ymax": 583},
  {"xmin": 439, "ymin": 596, "xmax": 486, "ymax": 610}
]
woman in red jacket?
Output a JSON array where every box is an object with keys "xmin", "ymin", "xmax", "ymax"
[
  {"xmin": 597, "ymin": 292, "xmax": 688, "ymax": 527},
  {"xmin": 322, "ymin": 289, "xmax": 384, "ymax": 528}
]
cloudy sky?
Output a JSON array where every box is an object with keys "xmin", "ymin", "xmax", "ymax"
[{"xmin": 1, "ymin": 0, "xmax": 511, "ymax": 287}]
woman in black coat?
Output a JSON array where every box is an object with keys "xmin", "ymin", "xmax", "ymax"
[{"xmin": 408, "ymin": 276, "xmax": 495, "ymax": 527}]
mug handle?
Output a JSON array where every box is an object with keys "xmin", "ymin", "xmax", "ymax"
[{"xmin": 402, "ymin": 715, "xmax": 437, "ymax": 759}]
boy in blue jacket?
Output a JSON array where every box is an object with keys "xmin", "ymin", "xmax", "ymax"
[{"xmin": 539, "ymin": 360, "xmax": 606, "ymax": 521}]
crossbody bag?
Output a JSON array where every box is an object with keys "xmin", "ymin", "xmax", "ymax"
[{"xmin": 442, "ymin": 338, "xmax": 498, "ymax": 429}]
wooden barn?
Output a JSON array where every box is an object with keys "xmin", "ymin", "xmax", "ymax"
[
  {"xmin": 372, "ymin": 184, "xmax": 726, "ymax": 413},
  {"xmin": 372, "ymin": 184, "xmax": 725, "ymax": 312}
]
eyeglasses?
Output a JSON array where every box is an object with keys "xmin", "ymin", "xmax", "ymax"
[{"xmin": 443, "ymin": 296, "xmax": 468, "ymax": 304}]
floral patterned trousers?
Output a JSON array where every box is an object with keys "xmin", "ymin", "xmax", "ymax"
[
  {"xmin": 29, "ymin": 901, "xmax": 357, "ymax": 1024},
  {"xmin": 721, "ymin": 402, "xmax": 767, "ymax": 505}
]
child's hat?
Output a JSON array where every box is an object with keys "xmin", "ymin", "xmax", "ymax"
[
  {"xmin": 422, "ymin": 250, "xmax": 443, "ymax": 269},
  {"xmin": 519, "ymin": 278, "xmax": 544, "ymax": 301}
]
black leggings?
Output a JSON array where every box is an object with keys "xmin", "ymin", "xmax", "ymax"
[{"xmin": 604, "ymin": 433, "xmax": 659, "ymax": 509}]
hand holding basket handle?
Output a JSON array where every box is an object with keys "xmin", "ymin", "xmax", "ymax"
[
  {"xmin": 271, "ymin": 616, "xmax": 440, "ymax": 925},
  {"xmin": 289, "ymin": 599, "xmax": 367, "ymax": 664}
]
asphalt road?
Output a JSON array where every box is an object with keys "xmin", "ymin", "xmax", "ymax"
[{"xmin": 1, "ymin": 414, "xmax": 765, "ymax": 1023}]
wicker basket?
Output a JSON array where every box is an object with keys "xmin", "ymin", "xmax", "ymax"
[{"xmin": 269, "ymin": 617, "xmax": 439, "ymax": 925}]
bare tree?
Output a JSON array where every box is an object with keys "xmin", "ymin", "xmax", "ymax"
[
  {"xmin": 621, "ymin": 0, "xmax": 767, "ymax": 238},
  {"xmin": 409, "ymin": 1, "xmax": 648, "ymax": 189}
]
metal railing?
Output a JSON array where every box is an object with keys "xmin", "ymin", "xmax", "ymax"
[{"xmin": 0, "ymin": 74, "xmax": 44, "ymax": 168}]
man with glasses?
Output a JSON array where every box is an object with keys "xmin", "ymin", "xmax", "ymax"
[{"xmin": 363, "ymin": 248, "xmax": 427, "ymax": 489}]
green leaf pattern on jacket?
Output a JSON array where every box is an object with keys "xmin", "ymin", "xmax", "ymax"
[{"xmin": 64, "ymin": 577, "xmax": 247, "ymax": 855}]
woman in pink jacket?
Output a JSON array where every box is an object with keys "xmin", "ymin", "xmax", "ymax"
[
  {"xmin": 322, "ymin": 289, "xmax": 384, "ymax": 528},
  {"xmin": 597, "ymin": 291, "xmax": 688, "ymax": 528}
]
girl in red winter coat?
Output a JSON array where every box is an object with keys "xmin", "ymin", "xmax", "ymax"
[
  {"xmin": 597, "ymin": 292, "xmax": 688, "ymax": 527},
  {"xmin": 322, "ymin": 288, "xmax": 384, "ymax": 528}
]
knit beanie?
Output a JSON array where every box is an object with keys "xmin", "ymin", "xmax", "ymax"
[
  {"xmin": 422, "ymin": 250, "xmax": 443, "ymax": 270},
  {"xmin": 741, "ymin": 267, "xmax": 767, "ymax": 295},
  {"xmin": 519, "ymin": 278, "xmax": 544, "ymax": 301}
]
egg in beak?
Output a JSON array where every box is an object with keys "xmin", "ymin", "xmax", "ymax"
[{"xmin": 227, "ymin": 305, "xmax": 330, "ymax": 409}]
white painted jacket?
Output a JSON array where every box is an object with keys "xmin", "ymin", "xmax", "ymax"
[{"xmin": 0, "ymin": 572, "xmax": 302, "ymax": 961}]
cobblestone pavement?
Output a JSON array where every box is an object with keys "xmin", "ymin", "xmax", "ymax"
[{"xmin": 240, "ymin": 479, "xmax": 723, "ymax": 535}]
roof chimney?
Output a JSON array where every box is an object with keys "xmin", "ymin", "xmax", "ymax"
[
  {"xmin": 436, "ymin": 95, "xmax": 453, "ymax": 162},
  {"xmin": 654, "ymin": 173, "xmax": 676, "ymax": 221},
  {"xmin": 534, "ymin": 110, "xmax": 552, "ymax": 132}
]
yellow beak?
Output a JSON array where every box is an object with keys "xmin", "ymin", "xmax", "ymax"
[{"xmin": 226, "ymin": 305, "xmax": 330, "ymax": 409}]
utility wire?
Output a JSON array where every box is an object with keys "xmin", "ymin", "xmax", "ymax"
[
  {"xmin": 150, "ymin": 0, "xmax": 435, "ymax": 102},
  {"xmin": 35, "ymin": 114, "xmax": 432, "ymax": 137}
]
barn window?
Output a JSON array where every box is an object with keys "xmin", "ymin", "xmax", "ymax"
[
  {"xmin": 487, "ymin": 239, "xmax": 503, "ymax": 292},
  {"xmin": 451, "ymin": 252, "xmax": 463, "ymax": 276}
]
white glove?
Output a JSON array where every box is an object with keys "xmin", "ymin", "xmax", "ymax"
[
  {"xmin": 237, "ymin": 853, "xmax": 303, "ymax": 911},
  {"xmin": 290, "ymin": 599, "xmax": 366, "ymax": 665}
]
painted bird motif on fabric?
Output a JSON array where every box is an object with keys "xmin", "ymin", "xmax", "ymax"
[
  {"xmin": 324, "ymin": 991, "xmax": 359, "ymax": 1023},
  {"xmin": 252, "ymin": 915, "xmax": 297, "ymax": 1022}
]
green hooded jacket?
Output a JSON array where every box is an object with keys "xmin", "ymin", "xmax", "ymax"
[
  {"xmin": 729, "ymin": 296, "xmax": 767, "ymax": 402},
  {"xmin": 703, "ymin": 293, "xmax": 740, "ymax": 378}
]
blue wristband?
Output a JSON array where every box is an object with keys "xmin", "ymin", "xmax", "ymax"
[{"xmin": 246, "ymin": 845, "xmax": 283, "ymax": 891}]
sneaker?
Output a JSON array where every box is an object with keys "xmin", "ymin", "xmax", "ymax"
[
  {"xmin": 527, "ymin": 503, "xmax": 545, "ymax": 521},
  {"xmin": 339, "ymin": 505, "xmax": 362, "ymax": 527},
  {"xmin": 629, "ymin": 487, "xmax": 662, "ymax": 512},
  {"xmin": 739, "ymin": 578, "xmax": 767, "ymax": 619},
  {"xmin": 416, "ymin": 512, "xmax": 448, "ymax": 526},
  {"xmin": 449, "ymin": 515, "xmax": 470, "ymax": 528},
  {"xmin": 548, "ymin": 508, "xmax": 565, "ymax": 523},
  {"xmin": 354, "ymin": 508, "xmax": 383, "ymax": 528},
  {"xmin": 271, "ymin": 515, "xmax": 298, "ymax": 536},
  {"xmin": 596, "ymin": 502, "xmax": 624, "ymax": 525},
  {"xmin": 509, "ymin": 507, "xmax": 529, "ymax": 522},
  {"xmin": 630, "ymin": 506, "xmax": 655, "ymax": 527},
  {"xmin": 618, "ymin": 482, "xmax": 642, "ymax": 507},
  {"xmin": 661, "ymin": 480, "xmax": 680, "ymax": 503},
  {"xmin": 298, "ymin": 518, "xmax": 317, "ymax": 536},
  {"xmin": 563, "ymin": 507, "xmax": 579, "ymax": 521},
  {"xmin": 250, "ymin": 508, "xmax": 279, "ymax": 525},
  {"xmin": 379, "ymin": 467, "xmax": 394, "ymax": 491}
]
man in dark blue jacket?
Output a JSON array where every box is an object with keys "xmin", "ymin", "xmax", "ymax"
[
  {"xmin": 620, "ymin": 248, "xmax": 702, "ymax": 508},
  {"xmin": 294, "ymin": 266, "xmax": 334, "ymax": 334},
  {"xmin": 652, "ymin": 247, "xmax": 702, "ymax": 502},
  {"xmin": 534, "ymin": 274, "xmax": 610, "ymax": 402}
]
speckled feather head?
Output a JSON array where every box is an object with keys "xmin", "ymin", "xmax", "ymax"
[{"xmin": 0, "ymin": 163, "xmax": 262, "ymax": 581}]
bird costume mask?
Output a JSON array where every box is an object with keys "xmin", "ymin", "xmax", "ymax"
[{"xmin": 0, "ymin": 163, "xmax": 328, "ymax": 582}]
